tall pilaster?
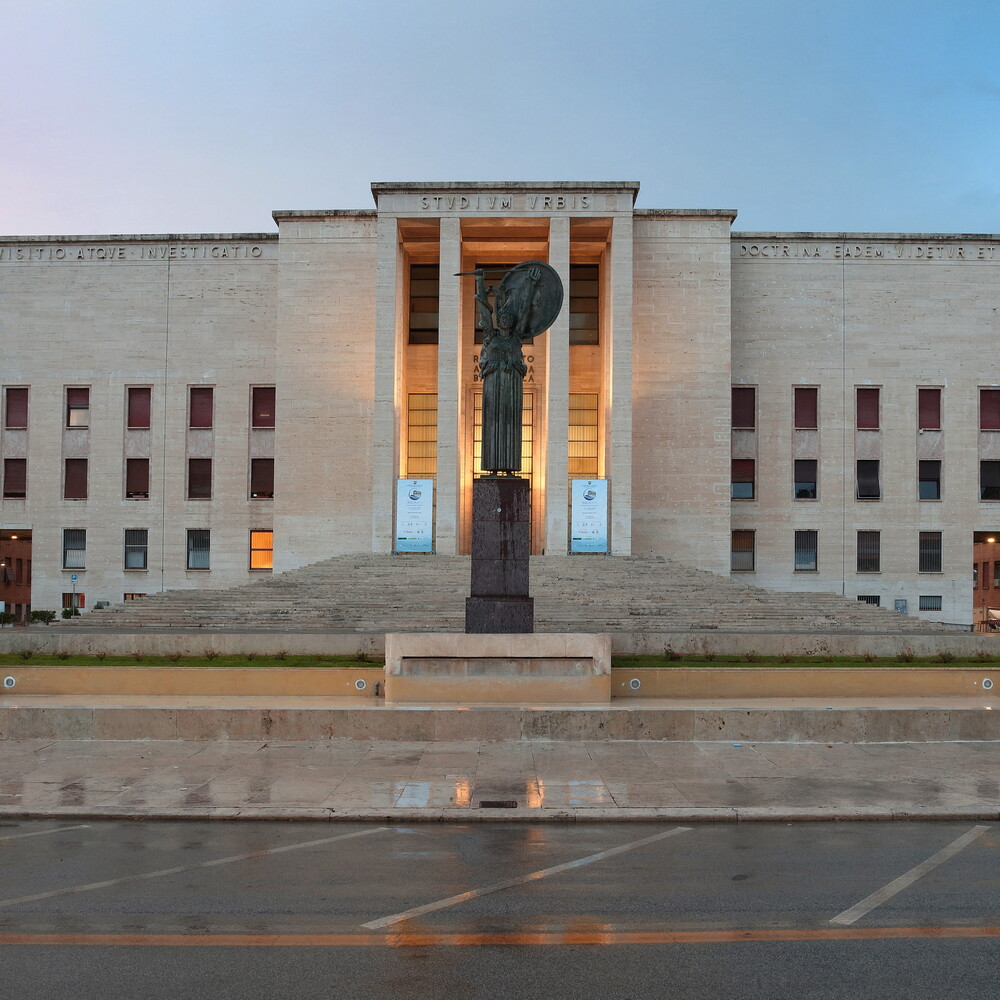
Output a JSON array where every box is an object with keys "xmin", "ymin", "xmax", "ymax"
[
  {"xmin": 545, "ymin": 216, "xmax": 571, "ymax": 554},
  {"xmin": 435, "ymin": 217, "xmax": 462, "ymax": 554},
  {"xmin": 371, "ymin": 214, "xmax": 402, "ymax": 552},
  {"xmin": 608, "ymin": 214, "xmax": 633, "ymax": 555}
]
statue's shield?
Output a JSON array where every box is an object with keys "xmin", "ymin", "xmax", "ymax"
[{"xmin": 497, "ymin": 260, "xmax": 564, "ymax": 340}]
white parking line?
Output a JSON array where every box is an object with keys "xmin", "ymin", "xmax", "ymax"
[
  {"xmin": 362, "ymin": 826, "xmax": 692, "ymax": 930},
  {"xmin": 0, "ymin": 827, "xmax": 389, "ymax": 909},
  {"xmin": 0, "ymin": 824, "xmax": 91, "ymax": 842},
  {"xmin": 830, "ymin": 825, "xmax": 990, "ymax": 926}
]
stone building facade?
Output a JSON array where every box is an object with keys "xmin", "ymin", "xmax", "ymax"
[{"xmin": 1, "ymin": 181, "xmax": 998, "ymax": 626}]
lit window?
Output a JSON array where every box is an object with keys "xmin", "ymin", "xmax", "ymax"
[
  {"xmin": 250, "ymin": 530, "xmax": 273, "ymax": 570},
  {"xmin": 61, "ymin": 592, "xmax": 85, "ymax": 610},
  {"xmin": 569, "ymin": 393, "xmax": 599, "ymax": 477},
  {"xmin": 407, "ymin": 393, "xmax": 438, "ymax": 477}
]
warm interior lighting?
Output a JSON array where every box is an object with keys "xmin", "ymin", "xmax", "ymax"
[{"xmin": 988, "ymin": 537, "xmax": 996, "ymax": 543}]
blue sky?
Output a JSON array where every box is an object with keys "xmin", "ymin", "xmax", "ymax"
[{"xmin": 3, "ymin": 0, "xmax": 998, "ymax": 235}]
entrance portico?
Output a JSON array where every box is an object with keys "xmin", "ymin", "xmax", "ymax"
[{"xmin": 370, "ymin": 182, "xmax": 638, "ymax": 557}]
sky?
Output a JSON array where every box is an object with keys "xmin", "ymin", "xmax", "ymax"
[{"xmin": 3, "ymin": 0, "xmax": 999, "ymax": 236}]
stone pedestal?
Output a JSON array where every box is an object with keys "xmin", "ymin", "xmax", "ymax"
[{"xmin": 465, "ymin": 476, "xmax": 533, "ymax": 633}]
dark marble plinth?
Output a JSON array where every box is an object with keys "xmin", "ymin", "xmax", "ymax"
[{"xmin": 465, "ymin": 477, "xmax": 533, "ymax": 634}]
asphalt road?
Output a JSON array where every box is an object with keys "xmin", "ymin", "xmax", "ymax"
[{"xmin": 0, "ymin": 820, "xmax": 997, "ymax": 999}]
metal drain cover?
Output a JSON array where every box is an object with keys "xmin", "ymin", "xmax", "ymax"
[{"xmin": 478, "ymin": 800, "xmax": 518, "ymax": 809}]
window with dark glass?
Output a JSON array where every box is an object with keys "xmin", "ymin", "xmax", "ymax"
[
  {"xmin": 127, "ymin": 387, "xmax": 151, "ymax": 429},
  {"xmin": 408, "ymin": 264, "xmax": 439, "ymax": 345},
  {"xmin": 569, "ymin": 265, "xmax": 600, "ymax": 346},
  {"xmin": 794, "ymin": 530, "xmax": 818, "ymax": 571},
  {"xmin": 731, "ymin": 459, "xmax": 755, "ymax": 499},
  {"xmin": 794, "ymin": 459, "xmax": 817, "ymax": 499},
  {"xmin": 731, "ymin": 387, "xmax": 755, "ymax": 429},
  {"xmin": 187, "ymin": 459, "xmax": 212, "ymax": 500},
  {"xmin": 251, "ymin": 387, "xmax": 275, "ymax": 428},
  {"xmin": 124, "ymin": 528, "xmax": 148, "ymax": 570},
  {"xmin": 4, "ymin": 388, "xmax": 28, "ymax": 428},
  {"xmin": 2, "ymin": 458, "xmax": 26, "ymax": 499},
  {"xmin": 64, "ymin": 459, "xmax": 88, "ymax": 500},
  {"xmin": 856, "ymin": 387, "xmax": 880, "ymax": 429},
  {"xmin": 126, "ymin": 458, "xmax": 150, "ymax": 499},
  {"xmin": 918, "ymin": 460, "xmax": 941, "ymax": 500},
  {"xmin": 62, "ymin": 528, "xmax": 86, "ymax": 569},
  {"xmin": 857, "ymin": 530, "xmax": 880, "ymax": 572},
  {"xmin": 980, "ymin": 461, "xmax": 1000, "ymax": 500},
  {"xmin": 250, "ymin": 458, "xmax": 274, "ymax": 498},
  {"xmin": 731, "ymin": 530, "xmax": 755, "ymax": 571},
  {"xmin": 856, "ymin": 460, "xmax": 881, "ymax": 499},
  {"xmin": 919, "ymin": 531, "xmax": 942, "ymax": 573},
  {"xmin": 66, "ymin": 387, "xmax": 90, "ymax": 427},
  {"xmin": 794, "ymin": 387, "xmax": 817, "ymax": 429},
  {"xmin": 981, "ymin": 389, "xmax": 1000, "ymax": 430},
  {"xmin": 189, "ymin": 387, "xmax": 214, "ymax": 428},
  {"xmin": 983, "ymin": 562, "xmax": 990, "ymax": 590},
  {"xmin": 918, "ymin": 388, "xmax": 941, "ymax": 430},
  {"xmin": 186, "ymin": 529, "xmax": 210, "ymax": 569}
]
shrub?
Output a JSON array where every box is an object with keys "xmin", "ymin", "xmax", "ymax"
[
  {"xmin": 131, "ymin": 650, "xmax": 144, "ymax": 663},
  {"xmin": 779, "ymin": 653, "xmax": 794, "ymax": 663},
  {"xmin": 663, "ymin": 645, "xmax": 681, "ymax": 661},
  {"xmin": 702, "ymin": 652, "xmax": 716, "ymax": 662},
  {"xmin": 899, "ymin": 647, "xmax": 915, "ymax": 662},
  {"xmin": 204, "ymin": 649, "xmax": 219, "ymax": 661},
  {"xmin": 245, "ymin": 651, "xmax": 256, "ymax": 661},
  {"xmin": 168, "ymin": 652, "xmax": 182, "ymax": 663},
  {"xmin": 94, "ymin": 651, "xmax": 107, "ymax": 661},
  {"xmin": 974, "ymin": 650, "xmax": 992, "ymax": 662},
  {"xmin": 862, "ymin": 652, "xmax": 876, "ymax": 662},
  {"xmin": 935, "ymin": 651, "xmax": 955, "ymax": 663},
  {"xmin": 743, "ymin": 650, "xmax": 758, "ymax": 663},
  {"xmin": 17, "ymin": 648, "xmax": 33, "ymax": 660},
  {"xmin": 30, "ymin": 610, "xmax": 57, "ymax": 625},
  {"xmin": 0, "ymin": 612, "xmax": 14, "ymax": 627},
  {"xmin": 275, "ymin": 649, "xmax": 288, "ymax": 661},
  {"xmin": 56, "ymin": 650, "xmax": 70, "ymax": 660}
]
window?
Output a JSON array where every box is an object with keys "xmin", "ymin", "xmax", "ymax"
[
  {"xmin": 994, "ymin": 562, "xmax": 1000, "ymax": 589},
  {"xmin": 61, "ymin": 592, "xmax": 85, "ymax": 610},
  {"xmin": 918, "ymin": 388, "xmax": 941, "ymax": 430},
  {"xmin": 984, "ymin": 562, "xmax": 990, "ymax": 591},
  {"xmin": 731, "ymin": 529, "xmax": 755, "ymax": 571},
  {"xmin": 126, "ymin": 458, "xmax": 150, "ymax": 499},
  {"xmin": 408, "ymin": 264, "xmax": 439, "ymax": 345},
  {"xmin": 856, "ymin": 387, "xmax": 880, "ymax": 430},
  {"xmin": 980, "ymin": 461, "xmax": 1000, "ymax": 500},
  {"xmin": 918, "ymin": 460, "xmax": 941, "ymax": 500},
  {"xmin": 124, "ymin": 528, "xmax": 148, "ymax": 570},
  {"xmin": 731, "ymin": 387, "xmax": 755, "ymax": 429},
  {"xmin": 569, "ymin": 393, "xmax": 599, "ymax": 477},
  {"xmin": 66, "ymin": 387, "xmax": 90, "ymax": 427},
  {"xmin": 919, "ymin": 531, "xmax": 942, "ymax": 573},
  {"xmin": 2, "ymin": 458, "xmax": 26, "ymax": 499},
  {"xmin": 794, "ymin": 459, "xmax": 817, "ymax": 499},
  {"xmin": 731, "ymin": 459, "xmax": 755, "ymax": 500},
  {"xmin": 919, "ymin": 595, "xmax": 942, "ymax": 611},
  {"xmin": 974, "ymin": 563, "xmax": 979, "ymax": 589},
  {"xmin": 127, "ymin": 387, "xmax": 151, "ymax": 429},
  {"xmin": 123, "ymin": 593, "xmax": 146, "ymax": 601},
  {"xmin": 407, "ymin": 393, "xmax": 438, "ymax": 477},
  {"xmin": 64, "ymin": 459, "xmax": 88, "ymax": 500},
  {"xmin": 62, "ymin": 529, "xmax": 86, "ymax": 569},
  {"xmin": 189, "ymin": 387, "xmax": 214, "ymax": 428},
  {"xmin": 794, "ymin": 530, "xmax": 818, "ymax": 572},
  {"xmin": 187, "ymin": 458, "xmax": 212, "ymax": 500},
  {"xmin": 250, "ymin": 530, "xmax": 273, "ymax": 570},
  {"xmin": 794, "ymin": 387, "xmax": 817, "ymax": 429},
  {"xmin": 857, "ymin": 530, "xmax": 880, "ymax": 572},
  {"xmin": 857, "ymin": 595, "xmax": 881, "ymax": 606},
  {"xmin": 981, "ymin": 389, "xmax": 1000, "ymax": 430},
  {"xmin": 186, "ymin": 529, "xmax": 210, "ymax": 569},
  {"xmin": 856, "ymin": 460, "xmax": 881, "ymax": 500},
  {"xmin": 251, "ymin": 386, "xmax": 275, "ymax": 428},
  {"xmin": 4, "ymin": 387, "xmax": 28, "ymax": 428},
  {"xmin": 250, "ymin": 458, "xmax": 274, "ymax": 498},
  {"xmin": 569, "ymin": 264, "xmax": 600, "ymax": 346}
]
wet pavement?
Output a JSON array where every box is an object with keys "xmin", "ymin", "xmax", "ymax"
[{"xmin": 1, "ymin": 737, "xmax": 999, "ymax": 821}]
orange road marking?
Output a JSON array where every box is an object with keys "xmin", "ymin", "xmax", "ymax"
[{"xmin": 1, "ymin": 927, "xmax": 999, "ymax": 947}]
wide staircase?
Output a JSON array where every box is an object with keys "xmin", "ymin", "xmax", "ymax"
[{"xmin": 66, "ymin": 554, "xmax": 958, "ymax": 635}]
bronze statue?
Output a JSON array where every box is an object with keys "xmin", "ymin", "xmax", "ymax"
[{"xmin": 468, "ymin": 261, "xmax": 563, "ymax": 474}]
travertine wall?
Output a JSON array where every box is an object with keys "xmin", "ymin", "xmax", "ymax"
[
  {"xmin": 631, "ymin": 211, "xmax": 735, "ymax": 572},
  {"xmin": 0, "ymin": 236, "xmax": 277, "ymax": 610},
  {"xmin": 271, "ymin": 212, "xmax": 378, "ymax": 571},
  {"xmin": 731, "ymin": 235, "xmax": 1000, "ymax": 624}
]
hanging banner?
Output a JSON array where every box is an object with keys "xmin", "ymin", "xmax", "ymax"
[
  {"xmin": 571, "ymin": 479, "xmax": 608, "ymax": 553},
  {"xmin": 395, "ymin": 479, "xmax": 434, "ymax": 553}
]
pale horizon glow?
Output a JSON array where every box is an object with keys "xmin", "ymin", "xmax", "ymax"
[{"xmin": 2, "ymin": 0, "xmax": 998, "ymax": 237}]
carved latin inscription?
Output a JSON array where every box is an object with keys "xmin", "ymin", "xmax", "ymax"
[{"xmin": 0, "ymin": 243, "xmax": 268, "ymax": 263}]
